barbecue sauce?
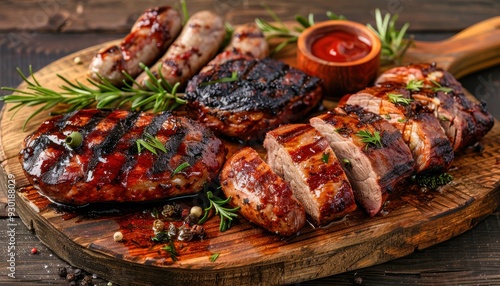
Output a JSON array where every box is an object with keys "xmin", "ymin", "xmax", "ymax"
[{"xmin": 311, "ymin": 30, "xmax": 371, "ymax": 62}]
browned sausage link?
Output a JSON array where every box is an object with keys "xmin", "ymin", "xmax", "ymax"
[
  {"xmin": 135, "ymin": 10, "xmax": 226, "ymax": 89},
  {"xmin": 88, "ymin": 6, "xmax": 182, "ymax": 86},
  {"xmin": 220, "ymin": 147, "xmax": 306, "ymax": 236},
  {"xmin": 201, "ymin": 22, "xmax": 269, "ymax": 72}
]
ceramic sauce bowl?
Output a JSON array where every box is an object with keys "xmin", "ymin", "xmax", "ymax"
[{"xmin": 297, "ymin": 20, "xmax": 381, "ymax": 99}]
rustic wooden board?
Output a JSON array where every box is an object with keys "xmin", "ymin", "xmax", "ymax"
[{"xmin": 1, "ymin": 17, "xmax": 500, "ymax": 286}]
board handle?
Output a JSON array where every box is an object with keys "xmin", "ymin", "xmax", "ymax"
[{"xmin": 404, "ymin": 17, "xmax": 500, "ymax": 78}]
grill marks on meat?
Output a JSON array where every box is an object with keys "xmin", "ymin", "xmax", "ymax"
[
  {"xmin": 220, "ymin": 147, "xmax": 306, "ymax": 236},
  {"xmin": 339, "ymin": 83, "xmax": 454, "ymax": 173},
  {"xmin": 185, "ymin": 58, "xmax": 323, "ymax": 141},
  {"xmin": 376, "ymin": 63, "xmax": 494, "ymax": 151},
  {"xmin": 310, "ymin": 106, "xmax": 415, "ymax": 216},
  {"xmin": 20, "ymin": 109, "xmax": 226, "ymax": 205},
  {"xmin": 264, "ymin": 124, "xmax": 357, "ymax": 225}
]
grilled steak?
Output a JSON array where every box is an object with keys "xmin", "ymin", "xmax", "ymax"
[
  {"xmin": 220, "ymin": 147, "xmax": 306, "ymax": 236},
  {"xmin": 185, "ymin": 58, "xmax": 323, "ymax": 141},
  {"xmin": 338, "ymin": 83, "xmax": 454, "ymax": 173},
  {"xmin": 263, "ymin": 124, "xmax": 357, "ymax": 225},
  {"xmin": 376, "ymin": 63, "xmax": 494, "ymax": 151},
  {"xmin": 19, "ymin": 109, "xmax": 227, "ymax": 206},
  {"xmin": 310, "ymin": 106, "xmax": 414, "ymax": 216}
]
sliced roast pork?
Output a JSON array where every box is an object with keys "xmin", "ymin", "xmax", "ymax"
[
  {"xmin": 310, "ymin": 106, "xmax": 415, "ymax": 216},
  {"xmin": 338, "ymin": 83, "xmax": 454, "ymax": 173},
  {"xmin": 185, "ymin": 58, "xmax": 323, "ymax": 141},
  {"xmin": 263, "ymin": 124, "xmax": 357, "ymax": 226},
  {"xmin": 376, "ymin": 63, "xmax": 494, "ymax": 151},
  {"xmin": 220, "ymin": 147, "xmax": 306, "ymax": 236},
  {"xmin": 20, "ymin": 109, "xmax": 227, "ymax": 206}
]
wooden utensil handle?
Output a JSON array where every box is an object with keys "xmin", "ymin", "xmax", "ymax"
[{"xmin": 404, "ymin": 17, "xmax": 500, "ymax": 78}]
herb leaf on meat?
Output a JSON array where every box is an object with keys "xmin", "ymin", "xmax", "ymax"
[
  {"xmin": 356, "ymin": 130, "xmax": 383, "ymax": 150},
  {"xmin": 387, "ymin": 93, "xmax": 413, "ymax": 105},
  {"xmin": 136, "ymin": 133, "xmax": 167, "ymax": 155}
]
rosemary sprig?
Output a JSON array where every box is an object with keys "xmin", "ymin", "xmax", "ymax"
[
  {"xmin": 356, "ymin": 130, "xmax": 383, "ymax": 150},
  {"xmin": 0, "ymin": 63, "xmax": 186, "ymax": 130},
  {"xmin": 209, "ymin": 253, "xmax": 220, "ymax": 262},
  {"xmin": 198, "ymin": 191, "xmax": 240, "ymax": 232},
  {"xmin": 430, "ymin": 80, "xmax": 453, "ymax": 93},
  {"xmin": 367, "ymin": 9, "xmax": 413, "ymax": 65},
  {"xmin": 406, "ymin": 79, "xmax": 424, "ymax": 91},
  {"xmin": 161, "ymin": 241, "xmax": 178, "ymax": 262},
  {"xmin": 200, "ymin": 71, "xmax": 238, "ymax": 86},
  {"xmin": 171, "ymin": 162, "xmax": 191, "ymax": 177},
  {"xmin": 387, "ymin": 93, "xmax": 412, "ymax": 105},
  {"xmin": 255, "ymin": 4, "xmax": 344, "ymax": 55},
  {"xmin": 136, "ymin": 133, "xmax": 167, "ymax": 155}
]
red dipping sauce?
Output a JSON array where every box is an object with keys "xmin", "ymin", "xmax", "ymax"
[{"xmin": 311, "ymin": 30, "xmax": 372, "ymax": 62}]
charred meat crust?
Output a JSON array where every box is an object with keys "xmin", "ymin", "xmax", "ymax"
[
  {"xmin": 220, "ymin": 147, "xmax": 306, "ymax": 236},
  {"xmin": 310, "ymin": 106, "xmax": 415, "ymax": 216},
  {"xmin": 185, "ymin": 58, "xmax": 323, "ymax": 141},
  {"xmin": 264, "ymin": 124, "xmax": 357, "ymax": 225},
  {"xmin": 19, "ymin": 109, "xmax": 227, "ymax": 206}
]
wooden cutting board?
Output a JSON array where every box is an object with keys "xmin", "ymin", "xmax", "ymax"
[{"xmin": 1, "ymin": 17, "xmax": 500, "ymax": 286}]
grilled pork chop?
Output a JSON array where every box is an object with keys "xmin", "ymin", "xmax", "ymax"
[
  {"xmin": 264, "ymin": 124, "xmax": 357, "ymax": 225},
  {"xmin": 185, "ymin": 58, "xmax": 323, "ymax": 141},
  {"xmin": 310, "ymin": 106, "xmax": 415, "ymax": 216},
  {"xmin": 220, "ymin": 147, "xmax": 306, "ymax": 236},
  {"xmin": 376, "ymin": 63, "xmax": 494, "ymax": 151},
  {"xmin": 338, "ymin": 83, "xmax": 454, "ymax": 174},
  {"xmin": 20, "ymin": 109, "xmax": 227, "ymax": 205}
]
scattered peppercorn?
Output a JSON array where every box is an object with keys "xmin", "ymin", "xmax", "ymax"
[
  {"xmin": 177, "ymin": 224, "xmax": 194, "ymax": 241},
  {"xmin": 31, "ymin": 247, "xmax": 38, "ymax": 254},
  {"xmin": 184, "ymin": 213, "xmax": 199, "ymax": 226},
  {"xmin": 66, "ymin": 272, "xmax": 76, "ymax": 282},
  {"xmin": 190, "ymin": 206, "xmax": 203, "ymax": 218},
  {"xmin": 57, "ymin": 267, "xmax": 67, "ymax": 277},
  {"xmin": 113, "ymin": 231, "xmax": 123, "ymax": 242},
  {"xmin": 152, "ymin": 219, "xmax": 165, "ymax": 234},
  {"xmin": 73, "ymin": 268, "xmax": 82, "ymax": 278},
  {"xmin": 191, "ymin": 224, "xmax": 205, "ymax": 238}
]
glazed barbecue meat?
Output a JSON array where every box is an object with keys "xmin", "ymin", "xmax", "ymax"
[
  {"xmin": 185, "ymin": 58, "xmax": 323, "ymax": 141},
  {"xmin": 264, "ymin": 124, "xmax": 357, "ymax": 225},
  {"xmin": 338, "ymin": 83, "xmax": 454, "ymax": 174},
  {"xmin": 310, "ymin": 106, "xmax": 415, "ymax": 216},
  {"xmin": 220, "ymin": 147, "xmax": 306, "ymax": 236},
  {"xmin": 19, "ymin": 109, "xmax": 227, "ymax": 206},
  {"xmin": 376, "ymin": 63, "xmax": 494, "ymax": 151}
]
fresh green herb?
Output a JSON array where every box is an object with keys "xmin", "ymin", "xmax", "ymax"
[
  {"xmin": 356, "ymin": 130, "xmax": 383, "ymax": 150},
  {"xmin": 255, "ymin": 4, "xmax": 344, "ymax": 55},
  {"xmin": 414, "ymin": 172, "xmax": 453, "ymax": 190},
  {"xmin": 406, "ymin": 79, "xmax": 424, "ymax": 91},
  {"xmin": 0, "ymin": 64, "xmax": 186, "ymax": 130},
  {"xmin": 198, "ymin": 191, "xmax": 240, "ymax": 232},
  {"xmin": 367, "ymin": 9, "xmax": 413, "ymax": 65},
  {"xmin": 384, "ymin": 114, "xmax": 392, "ymax": 120},
  {"xmin": 65, "ymin": 131, "xmax": 83, "ymax": 148},
  {"xmin": 342, "ymin": 158, "xmax": 352, "ymax": 169},
  {"xmin": 209, "ymin": 253, "xmax": 220, "ymax": 262},
  {"xmin": 172, "ymin": 162, "xmax": 191, "ymax": 177},
  {"xmin": 222, "ymin": 22, "xmax": 235, "ymax": 48},
  {"xmin": 387, "ymin": 93, "xmax": 412, "ymax": 105},
  {"xmin": 179, "ymin": 0, "xmax": 189, "ymax": 25},
  {"xmin": 151, "ymin": 231, "xmax": 170, "ymax": 243},
  {"xmin": 321, "ymin": 152, "xmax": 330, "ymax": 163},
  {"xmin": 397, "ymin": 118, "xmax": 407, "ymax": 123},
  {"xmin": 200, "ymin": 71, "xmax": 238, "ymax": 86},
  {"xmin": 136, "ymin": 133, "xmax": 167, "ymax": 155},
  {"xmin": 151, "ymin": 207, "xmax": 160, "ymax": 219},
  {"xmin": 161, "ymin": 241, "xmax": 178, "ymax": 262},
  {"xmin": 439, "ymin": 116, "xmax": 450, "ymax": 122},
  {"xmin": 430, "ymin": 80, "xmax": 453, "ymax": 93}
]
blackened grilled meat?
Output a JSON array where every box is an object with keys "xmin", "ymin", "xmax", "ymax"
[
  {"xmin": 19, "ymin": 109, "xmax": 227, "ymax": 206},
  {"xmin": 185, "ymin": 58, "xmax": 323, "ymax": 141},
  {"xmin": 376, "ymin": 63, "xmax": 494, "ymax": 151}
]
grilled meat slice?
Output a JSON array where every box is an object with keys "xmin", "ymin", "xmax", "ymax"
[
  {"xmin": 220, "ymin": 147, "xmax": 306, "ymax": 236},
  {"xmin": 263, "ymin": 124, "xmax": 357, "ymax": 226},
  {"xmin": 185, "ymin": 58, "xmax": 323, "ymax": 141},
  {"xmin": 376, "ymin": 63, "xmax": 494, "ymax": 151},
  {"xmin": 19, "ymin": 109, "xmax": 227, "ymax": 206},
  {"xmin": 310, "ymin": 106, "xmax": 415, "ymax": 216},
  {"xmin": 338, "ymin": 83, "xmax": 454, "ymax": 173}
]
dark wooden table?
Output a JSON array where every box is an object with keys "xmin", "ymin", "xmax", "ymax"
[{"xmin": 1, "ymin": 1, "xmax": 499, "ymax": 285}]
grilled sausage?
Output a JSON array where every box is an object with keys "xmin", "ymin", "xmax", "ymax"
[
  {"xmin": 220, "ymin": 147, "xmax": 306, "ymax": 236},
  {"xmin": 200, "ymin": 22, "xmax": 269, "ymax": 72},
  {"xmin": 19, "ymin": 109, "xmax": 227, "ymax": 206},
  {"xmin": 88, "ymin": 6, "xmax": 182, "ymax": 86},
  {"xmin": 135, "ymin": 10, "xmax": 226, "ymax": 89}
]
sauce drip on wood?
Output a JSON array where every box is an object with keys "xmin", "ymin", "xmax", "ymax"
[{"xmin": 311, "ymin": 31, "xmax": 371, "ymax": 62}]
